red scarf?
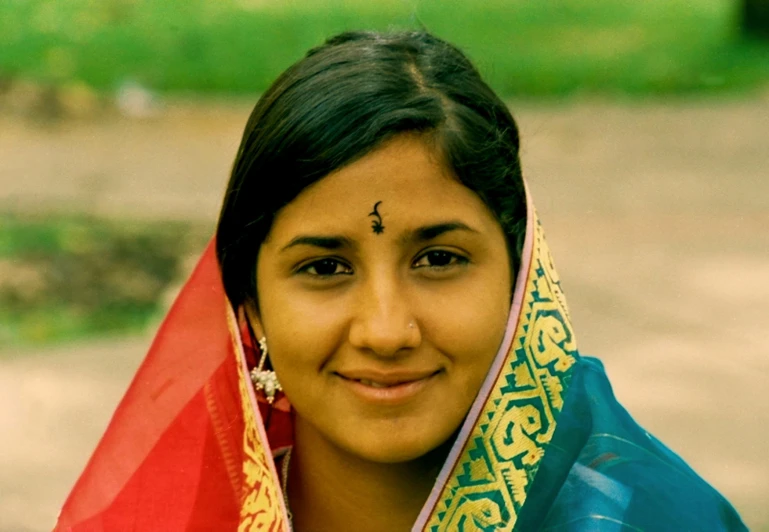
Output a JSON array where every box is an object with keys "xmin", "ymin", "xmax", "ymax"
[{"xmin": 55, "ymin": 241, "xmax": 292, "ymax": 530}]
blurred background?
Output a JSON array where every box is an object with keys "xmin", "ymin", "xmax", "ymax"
[{"xmin": 1, "ymin": 0, "xmax": 768, "ymax": 529}]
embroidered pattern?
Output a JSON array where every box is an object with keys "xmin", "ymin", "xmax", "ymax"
[{"xmin": 425, "ymin": 217, "xmax": 578, "ymax": 531}]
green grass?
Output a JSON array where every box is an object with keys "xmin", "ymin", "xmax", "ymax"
[
  {"xmin": 0, "ymin": 212, "xmax": 209, "ymax": 347},
  {"xmin": 1, "ymin": 0, "xmax": 767, "ymax": 97}
]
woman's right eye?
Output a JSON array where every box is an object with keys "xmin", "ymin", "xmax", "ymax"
[{"xmin": 297, "ymin": 258, "xmax": 353, "ymax": 277}]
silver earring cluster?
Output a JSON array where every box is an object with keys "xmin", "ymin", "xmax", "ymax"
[{"xmin": 250, "ymin": 336, "xmax": 282, "ymax": 404}]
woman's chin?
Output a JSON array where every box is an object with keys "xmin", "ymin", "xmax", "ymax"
[{"xmin": 339, "ymin": 431, "xmax": 455, "ymax": 466}]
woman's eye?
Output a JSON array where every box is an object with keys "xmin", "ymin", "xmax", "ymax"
[
  {"xmin": 413, "ymin": 250, "xmax": 467, "ymax": 269},
  {"xmin": 298, "ymin": 258, "xmax": 352, "ymax": 276}
]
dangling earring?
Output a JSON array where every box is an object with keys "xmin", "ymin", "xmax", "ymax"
[{"xmin": 250, "ymin": 336, "xmax": 282, "ymax": 404}]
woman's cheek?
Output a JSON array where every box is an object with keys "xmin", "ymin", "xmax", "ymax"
[{"xmin": 270, "ymin": 298, "xmax": 348, "ymax": 368}]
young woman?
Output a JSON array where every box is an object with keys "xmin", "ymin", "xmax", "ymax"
[{"xmin": 56, "ymin": 31, "xmax": 745, "ymax": 531}]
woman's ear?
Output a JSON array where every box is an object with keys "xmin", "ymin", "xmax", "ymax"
[{"xmin": 243, "ymin": 299, "xmax": 265, "ymax": 339}]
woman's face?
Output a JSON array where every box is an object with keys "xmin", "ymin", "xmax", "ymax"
[{"xmin": 252, "ymin": 135, "xmax": 512, "ymax": 463}]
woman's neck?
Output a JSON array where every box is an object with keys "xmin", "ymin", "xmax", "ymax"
[{"xmin": 287, "ymin": 416, "xmax": 450, "ymax": 532}]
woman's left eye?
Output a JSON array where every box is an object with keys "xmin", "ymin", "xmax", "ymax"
[
  {"xmin": 297, "ymin": 258, "xmax": 353, "ymax": 277},
  {"xmin": 413, "ymin": 250, "xmax": 468, "ymax": 269}
]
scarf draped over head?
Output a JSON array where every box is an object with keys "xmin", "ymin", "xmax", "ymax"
[{"xmin": 55, "ymin": 190, "xmax": 743, "ymax": 531}]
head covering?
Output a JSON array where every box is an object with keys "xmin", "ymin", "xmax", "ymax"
[{"xmin": 55, "ymin": 195, "xmax": 745, "ymax": 530}]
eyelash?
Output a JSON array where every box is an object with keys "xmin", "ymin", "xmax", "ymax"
[
  {"xmin": 296, "ymin": 258, "xmax": 353, "ymax": 277},
  {"xmin": 413, "ymin": 250, "xmax": 469, "ymax": 270},
  {"xmin": 296, "ymin": 250, "xmax": 468, "ymax": 278}
]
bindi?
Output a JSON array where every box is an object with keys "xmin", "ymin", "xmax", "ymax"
[{"xmin": 368, "ymin": 201, "xmax": 385, "ymax": 234}]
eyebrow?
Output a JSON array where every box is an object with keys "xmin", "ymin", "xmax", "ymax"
[
  {"xmin": 406, "ymin": 221, "xmax": 480, "ymax": 243},
  {"xmin": 281, "ymin": 235, "xmax": 356, "ymax": 252}
]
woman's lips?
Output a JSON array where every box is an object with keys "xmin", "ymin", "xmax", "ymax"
[{"xmin": 335, "ymin": 370, "xmax": 441, "ymax": 404}]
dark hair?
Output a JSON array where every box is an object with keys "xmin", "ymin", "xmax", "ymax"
[{"xmin": 216, "ymin": 30, "xmax": 526, "ymax": 311}]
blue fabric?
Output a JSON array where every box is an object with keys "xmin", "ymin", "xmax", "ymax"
[{"xmin": 514, "ymin": 357, "xmax": 747, "ymax": 531}]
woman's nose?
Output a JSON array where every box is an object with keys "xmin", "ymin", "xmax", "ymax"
[{"xmin": 347, "ymin": 277, "xmax": 421, "ymax": 357}]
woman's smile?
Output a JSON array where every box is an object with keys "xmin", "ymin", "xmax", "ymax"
[{"xmin": 334, "ymin": 368, "xmax": 444, "ymax": 405}]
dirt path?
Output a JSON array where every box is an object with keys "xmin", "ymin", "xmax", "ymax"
[
  {"xmin": 0, "ymin": 339, "xmax": 147, "ymax": 531},
  {"xmin": 1, "ymin": 97, "xmax": 768, "ymax": 530}
]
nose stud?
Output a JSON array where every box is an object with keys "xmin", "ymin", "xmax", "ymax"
[{"xmin": 408, "ymin": 322, "xmax": 415, "ymax": 329}]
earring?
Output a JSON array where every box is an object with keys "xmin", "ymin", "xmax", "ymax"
[{"xmin": 250, "ymin": 336, "xmax": 282, "ymax": 404}]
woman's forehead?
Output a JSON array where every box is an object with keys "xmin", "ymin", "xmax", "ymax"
[{"xmin": 267, "ymin": 136, "xmax": 499, "ymax": 241}]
